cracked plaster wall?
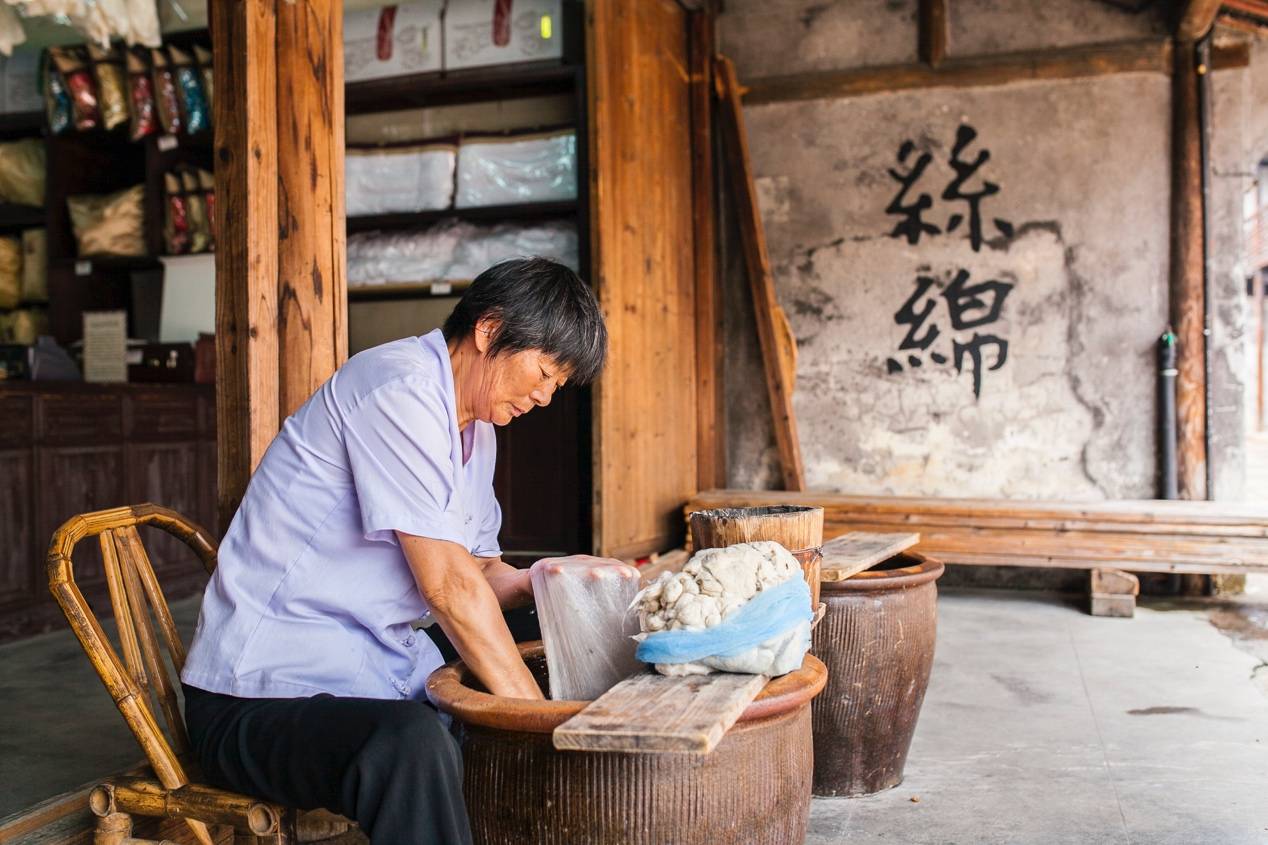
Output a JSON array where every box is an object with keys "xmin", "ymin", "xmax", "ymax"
[{"xmin": 719, "ymin": 1, "xmax": 1191, "ymax": 498}]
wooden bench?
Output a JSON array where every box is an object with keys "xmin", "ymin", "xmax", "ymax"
[{"xmin": 684, "ymin": 491, "xmax": 1268, "ymax": 617}]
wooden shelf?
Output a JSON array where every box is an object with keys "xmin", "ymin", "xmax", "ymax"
[
  {"xmin": 50, "ymin": 255, "xmax": 163, "ymax": 273},
  {"xmin": 348, "ymin": 280, "xmax": 470, "ymax": 302},
  {"xmin": 0, "ymin": 204, "xmax": 43, "ymax": 231},
  {"xmin": 347, "ymin": 199, "xmax": 578, "ymax": 234},
  {"xmin": 0, "ymin": 111, "xmax": 43, "ymax": 136},
  {"xmin": 346, "ymin": 62, "xmax": 579, "ymax": 114}
]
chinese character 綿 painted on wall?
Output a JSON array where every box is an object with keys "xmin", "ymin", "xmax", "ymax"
[{"xmin": 883, "ymin": 125, "xmax": 1015, "ymax": 399}]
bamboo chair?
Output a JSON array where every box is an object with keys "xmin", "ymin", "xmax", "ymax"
[{"xmin": 47, "ymin": 504, "xmax": 355, "ymax": 845}]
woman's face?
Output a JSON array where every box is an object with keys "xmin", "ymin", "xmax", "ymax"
[{"xmin": 471, "ymin": 321, "xmax": 569, "ymax": 425}]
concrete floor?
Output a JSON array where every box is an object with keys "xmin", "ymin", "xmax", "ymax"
[{"xmin": 2, "ymin": 589, "xmax": 1266, "ymax": 843}]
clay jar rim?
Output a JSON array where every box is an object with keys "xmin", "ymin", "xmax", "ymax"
[
  {"xmin": 820, "ymin": 552, "xmax": 945, "ymax": 594},
  {"xmin": 426, "ymin": 641, "xmax": 828, "ymax": 735}
]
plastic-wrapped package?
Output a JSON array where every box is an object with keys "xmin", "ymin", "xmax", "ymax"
[
  {"xmin": 45, "ymin": 64, "xmax": 73, "ymax": 134},
  {"xmin": 346, "ymin": 219, "xmax": 578, "ymax": 288},
  {"xmin": 169, "ymin": 46, "xmax": 208, "ymax": 133},
  {"xmin": 88, "ymin": 44, "xmax": 129, "ymax": 131},
  {"xmin": 0, "ymin": 306, "xmax": 47, "ymax": 345},
  {"xmin": 163, "ymin": 172, "xmax": 189, "ymax": 255},
  {"xmin": 0, "ymin": 235, "xmax": 18, "ymax": 308},
  {"xmin": 127, "ymin": 48, "xmax": 157, "ymax": 140},
  {"xmin": 68, "ymin": 184, "xmax": 147, "ymax": 257},
  {"xmin": 151, "ymin": 48, "xmax": 181, "ymax": 135},
  {"xmin": 0, "ymin": 5, "xmax": 25, "ymax": 57},
  {"xmin": 530, "ymin": 556, "xmax": 643, "ymax": 701},
  {"xmin": 182, "ymin": 170, "xmax": 210, "ymax": 253},
  {"xmin": 50, "ymin": 47, "xmax": 99, "ymax": 130},
  {"xmin": 21, "ymin": 228, "xmax": 47, "ymax": 302},
  {"xmin": 0, "ymin": 138, "xmax": 45, "ymax": 206},
  {"xmin": 445, "ymin": 221, "xmax": 578, "ymax": 280},
  {"xmin": 455, "ymin": 129, "xmax": 576, "ymax": 208},
  {"xmin": 194, "ymin": 45, "xmax": 212, "ymax": 110},
  {"xmin": 346, "ymin": 143, "xmax": 456, "ymax": 216},
  {"xmin": 631, "ymin": 541, "xmax": 813, "ymax": 678}
]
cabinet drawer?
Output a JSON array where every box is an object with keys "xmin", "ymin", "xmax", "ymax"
[
  {"xmin": 37, "ymin": 393, "xmax": 123, "ymax": 444},
  {"xmin": 127, "ymin": 392, "xmax": 199, "ymax": 439},
  {"xmin": 0, "ymin": 394, "xmax": 32, "ymax": 448}
]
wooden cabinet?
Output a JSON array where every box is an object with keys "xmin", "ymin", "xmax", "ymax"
[{"xmin": 0, "ymin": 383, "xmax": 216, "ymax": 641}]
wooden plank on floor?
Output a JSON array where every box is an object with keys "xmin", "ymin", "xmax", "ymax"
[
  {"xmin": 553, "ymin": 671, "xmax": 767, "ymax": 754},
  {"xmin": 820, "ymin": 532, "xmax": 921, "ymax": 582}
]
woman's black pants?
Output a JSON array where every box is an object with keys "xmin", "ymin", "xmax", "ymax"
[{"xmin": 182, "ymin": 684, "xmax": 472, "ymax": 845}]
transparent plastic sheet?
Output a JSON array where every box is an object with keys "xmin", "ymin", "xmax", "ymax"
[
  {"xmin": 0, "ymin": 235, "xmax": 18, "ymax": 309},
  {"xmin": 345, "ymin": 144, "xmax": 456, "ymax": 216},
  {"xmin": 631, "ymin": 541, "xmax": 813, "ymax": 678},
  {"xmin": 21, "ymin": 228, "xmax": 46, "ymax": 303},
  {"xmin": 455, "ymin": 129, "xmax": 577, "ymax": 208},
  {"xmin": 529, "ymin": 556, "xmax": 643, "ymax": 701},
  {"xmin": 0, "ymin": 138, "xmax": 45, "ymax": 206},
  {"xmin": 68, "ymin": 185, "xmax": 146, "ymax": 257},
  {"xmin": 347, "ymin": 219, "xmax": 578, "ymax": 287}
]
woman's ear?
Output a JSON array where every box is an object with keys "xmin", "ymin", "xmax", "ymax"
[{"xmin": 473, "ymin": 316, "xmax": 503, "ymax": 354}]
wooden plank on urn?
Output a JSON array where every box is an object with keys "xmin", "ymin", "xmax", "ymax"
[
  {"xmin": 275, "ymin": 0, "xmax": 348, "ymax": 417},
  {"xmin": 553, "ymin": 671, "xmax": 767, "ymax": 754},
  {"xmin": 213, "ymin": 0, "xmax": 281, "ymax": 529},
  {"xmin": 587, "ymin": 0, "xmax": 700, "ymax": 558}
]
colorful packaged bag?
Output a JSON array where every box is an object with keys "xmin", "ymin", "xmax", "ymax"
[
  {"xmin": 169, "ymin": 46, "xmax": 208, "ymax": 133},
  {"xmin": 50, "ymin": 47, "xmax": 99, "ymax": 131},
  {"xmin": 88, "ymin": 44, "xmax": 129, "ymax": 131},
  {"xmin": 163, "ymin": 172, "xmax": 189, "ymax": 254},
  {"xmin": 127, "ymin": 48, "xmax": 158, "ymax": 141},
  {"xmin": 151, "ymin": 47, "xmax": 181, "ymax": 135}
]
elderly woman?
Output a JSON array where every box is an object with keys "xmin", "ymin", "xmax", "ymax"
[{"xmin": 180, "ymin": 257, "xmax": 608, "ymax": 844}]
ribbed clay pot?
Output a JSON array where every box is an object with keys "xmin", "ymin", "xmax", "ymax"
[
  {"xmin": 427, "ymin": 643, "xmax": 827, "ymax": 845},
  {"xmin": 811, "ymin": 552, "xmax": 943, "ymax": 797}
]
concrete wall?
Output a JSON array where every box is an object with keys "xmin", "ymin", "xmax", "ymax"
[{"xmin": 720, "ymin": 0, "xmax": 1185, "ymax": 498}]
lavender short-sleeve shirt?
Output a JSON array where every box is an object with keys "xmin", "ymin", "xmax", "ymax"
[{"xmin": 181, "ymin": 329, "xmax": 501, "ymax": 700}]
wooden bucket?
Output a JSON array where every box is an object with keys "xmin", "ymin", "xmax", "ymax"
[{"xmin": 688, "ymin": 505, "xmax": 824, "ymax": 607}]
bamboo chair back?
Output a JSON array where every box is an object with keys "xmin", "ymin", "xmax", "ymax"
[{"xmin": 47, "ymin": 503, "xmax": 218, "ymax": 845}]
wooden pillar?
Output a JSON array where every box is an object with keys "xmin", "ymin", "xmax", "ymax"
[
  {"xmin": 213, "ymin": 0, "xmax": 347, "ymax": 529},
  {"xmin": 1169, "ymin": 39, "xmax": 1207, "ymax": 501},
  {"xmin": 918, "ymin": 0, "xmax": 948, "ymax": 68},
  {"xmin": 690, "ymin": 7, "xmax": 724, "ymax": 491}
]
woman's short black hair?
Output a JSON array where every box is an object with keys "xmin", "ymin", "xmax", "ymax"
[{"xmin": 443, "ymin": 257, "xmax": 608, "ymax": 384}]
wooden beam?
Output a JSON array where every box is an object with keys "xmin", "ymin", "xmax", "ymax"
[
  {"xmin": 1169, "ymin": 39, "xmax": 1208, "ymax": 501},
  {"xmin": 214, "ymin": 0, "xmax": 347, "ymax": 529},
  {"xmin": 689, "ymin": 9, "xmax": 725, "ymax": 491},
  {"xmin": 686, "ymin": 490, "xmax": 1268, "ymax": 576},
  {"xmin": 1216, "ymin": 9, "xmax": 1268, "ymax": 35},
  {"xmin": 1176, "ymin": 0, "xmax": 1226, "ymax": 40},
  {"xmin": 213, "ymin": 0, "xmax": 280, "ymax": 530},
  {"xmin": 1210, "ymin": 41, "xmax": 1252, "ymax": 70},
  {"xmin": 744, "ymin": 38, "xmax": 1172, "ymax": 105},
  {"xmin": 276, "ymin": 0, "xmax": 348, "ymax": 418},
  {"xmin": 918, "ymin": 0, "xmax": 948, "ymax": 67},
  {"xmin": 716, "ymin": 56, "xmax": 806, "ymax": 491},
  {"xmin": 1221, "ymin": 0, "xmax": 1268, "ymax": 18}
]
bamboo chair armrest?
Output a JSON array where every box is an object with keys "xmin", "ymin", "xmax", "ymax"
[{"xmin": 90, "ymin": 777, "xmax": 288, "ymax": 837}]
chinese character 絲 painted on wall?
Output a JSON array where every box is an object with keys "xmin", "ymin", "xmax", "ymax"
[{"xmin": 884, "ymin": 125, "xmax": 1015, "ymax": 399}]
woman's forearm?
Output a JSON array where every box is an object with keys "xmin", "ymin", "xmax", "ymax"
[
  {"xmin": 480, "ymin": 558, "xmax": 534, "ymax": 609},
  {"xmin": 399, "ymin": 533, "xmax": 543, "ymax": 700}
]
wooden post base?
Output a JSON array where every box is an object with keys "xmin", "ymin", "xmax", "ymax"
[{"xmin": 1089, "ymin": 568, "xmax": 1139, "ymax": 618}]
